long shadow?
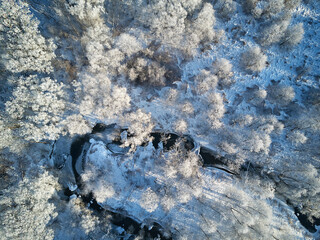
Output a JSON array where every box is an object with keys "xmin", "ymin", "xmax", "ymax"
[
  {"xmin": 293, "ymin": 205, "xmax": 320, "ymax": 233},
  {"xmin": 199, "ymin": 147, "xmax": 225, "ymax": 166},
  {"xmin": 70, "ymin": 134, "xmax": 90, "ymax": 183},
  {"xmin": 150, "ymin": 132, "xmax": 194, "ymax": 151}
]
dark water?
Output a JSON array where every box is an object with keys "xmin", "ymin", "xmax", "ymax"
[
  {"xmin": 150, "ymin": 132, "xmax": 194, "ymax": 151},
  {"xmin": 70, "ymin": 134, "xmax": 89, "ymax": 182},
  {"xmin": 293, "ymin": 206, "xmax": 320, "ymax": 233},
  {"xmin": 91, "ymin": 123, "xmax": 109, "ymax": 134},
  {"xmin": 199, "ymin": 147, "xmax": 225, "ymax": 166}
]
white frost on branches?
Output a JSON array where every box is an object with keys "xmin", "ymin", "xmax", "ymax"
[
  {"xmin": 0, "ymin": 171, "xmax": 58, "ymax": 240},
  {"xmin": 65, "ymin": 0, "xmax": 105, "ymax": 26},
  {"xmin": 241, "ymin": 46, "xmax": 268, "ymax": 72},
  {"xmin": 5, "ymin": 75, "xmax": 66, "ymax": 142},
  {"xmin": 121, "ymin": 109, "xmax": 155, "ymax": 149},
  {"xmin": 0, "ymin": 0, "xmax": 56, "ymax": 73},
  {"xmin": 73, "ymin": 73, "xmax": 131, "ymax": 123}
]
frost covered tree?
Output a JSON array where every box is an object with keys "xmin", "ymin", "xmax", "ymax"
[
  {"xmin": 127, "ymin": 57, "xmax": 167, "ymax": 86},
  {"xmin": 73, "ymin": 72, "xmax": 131, "ymax": 124},
  {"xmin": 0, "ymin": 0, "xmax": 72, "ymax": 144},
  {"xmin": 134, "ymin": 1, "xmax": 218, "ymax": 56},
  {"xmin": 287, "ymin": 130, "xmax": 308, "ymax": 146},
  {"xmin": 186, "ymin": 3, "xmax": 217, "ymax": 48},
  {"xmin": 281, "ymin": 23, "xmax": 304, "ymax": 46},
  {"xmin": 264, "ymin": 0, "xmax": 285, "ymax": 19},
  {"xmin": 64, "ymin": 0, "xmax": 105, "ymax": 27},
  {"xmin": 194, "ymin": 69, "xmax": 218, "ymax": 94},
  {"xmin": 0, "ymin": 171, "xmax": 58, "ymax": 240},
  {"xmin": 53, "ymin": 197, "xmax": 113, "ymax": 240},
  {"xmin": 62, "ymin": 114, "xmax": 92, "ymax": 136},
  {"xmin": 213, "ymin": 58, "xmax": 233, "ymax": 86},
  {"xmin": 0, "ymin": 118, "xmax": 16, "ymax": 151},
  {"xmin": 241, "ymin": 46, "xmax": 267, "ymax": 72},
  {"xmin": 0, "ymin": 117, "xmax": 28, "ymax": 153},
  {"xmin": 214, "ymin": 0, "xmax": 236, "ymax": 19},
  {"xmin": 136, "ymin": 1, "xmax": 188, "ymax": 48},
  {"xmin": 143, "ymin": 142, "xmax": 203, "ymax": 210},
  {"xmin": 260, "ymin": 13, "xmax": 291, "ymax": 46},
  {"xmin": 80, "ymin": 24, "xmax": 117, "ymax": 74},
  {"xmin": 246, "ymin": 131, "xmax": 272, "ymax": 154},
  {"xmin": 5, "ymin": 75, "xmax": 66, "ymax": 142},
  {"xmin": 121, "ymin": 109, "xmax": 155, "ymax": 149},
  {"xmin": 267, "ymin": 84, "xmax": 295, "ymax": 105},
  {"xmin": 275, "ymin": 162, "xmax": 320, "ymax": 222},
  {"xmin": 0, "ymin": 0, "xmax": 56, "ymax": 73},
  {"xmin": 284, "ymin": 0, "xmax": 301, "ymax": 10},
  {"xmin": 115, "ymin": 33, "xmax": 144, "ymax": 57},
  {"xmin": 206, "ymin": 92, "xmax": 226, "ymax": 129}
]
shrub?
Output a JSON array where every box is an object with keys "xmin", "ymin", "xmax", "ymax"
[
  {"xmin": 246, "ymin": 88, "xmax": 268, "ymax": 105},
  {"xmin": 241, "ymin": 46, "xmax": 267, "ymax": 72},
  {"xmin": 281, "ymin": 23, "xmax": 304, "ymax": 46},
  {"xmin": 65, "ymin": 0, "xmax": 105, "ymax": 27},
  {"xmin": 267, "ymin": 84, "xmax": 295, "ymax": 105},
  {"xmin": 121, "ymin": 109, "xmax": 155, "ymax": 149},
  {"xmin": 114, "ymin": 33, "xmax": 143, "ymax": 57},
  {"xmin": 264, "ymin": 0, "xmax": 285, "ymax": 19},
  {"xmin": 242, "ymin": 0, "xmax": 263, "ymax": 18},
  {"xmin": 213, "ymin": 58, "xmax": 234, "ymax": 86},
  {"xmin": 127, "ymin": 57, "xmax": 167, "ymax": 86},
  {"xmin": 214, "ymin": 0, "xmax": 236, "ymax": 19},
  {"xmin": 174, "ymin": 119, "xmax": 188, "ymax": 133},
  {"xmin": 181, "ymin": 102, "xmax": 194, "ymax": 115},
  {"xmin": 287, "ymin": 130, "xmax": 307, "ymax": 146},
  {"xmin": 140, "ymin": 187, "xmax": 159, "ymax": 212},
  {"xmin": 246, "ymin": 132, "xmax": 271, "ymax": 154},
  {"xmin": 163, "ymin": 88, "xmax": 179, "ymax": 105},
  {"xmin": 260, "ymin": 14, "xmax": 291, "ymax": 46},
  {"xmin": 194, "ymin": 69, "xmax": 218, "ymax": 94},
  {"xmin": 63, "ymin": 114, "xmax": 92, "ymax": 136},
  {"xmin": 206, "ymin": 92, "xmax": 225, "ymax": 129}
]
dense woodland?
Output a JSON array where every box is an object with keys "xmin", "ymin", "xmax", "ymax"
[{"xmin": 0, "ymin": 0, "xmax": 320, "ymax": 239}]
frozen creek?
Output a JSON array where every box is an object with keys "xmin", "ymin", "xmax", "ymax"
[{"xmin": 52, "ymin": 123, "xmax": 315, "ymax": 239}]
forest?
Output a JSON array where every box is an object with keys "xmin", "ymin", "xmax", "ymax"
[{"xmin": 0, "ymin": 0, "xmax": 319, "ymax": 239}]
